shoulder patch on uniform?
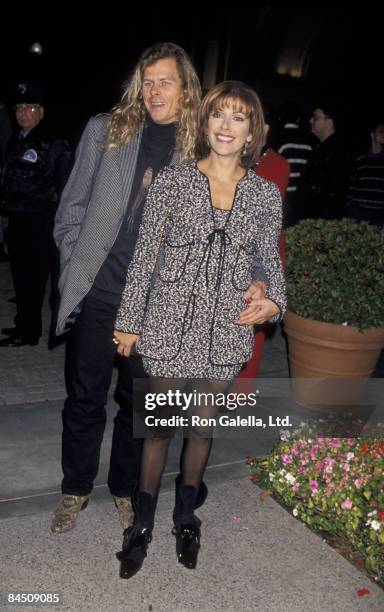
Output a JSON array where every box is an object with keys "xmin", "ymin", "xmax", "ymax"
[{"xmin": 22, "ymin": 149, "xmax": 38, "ymax": 163}]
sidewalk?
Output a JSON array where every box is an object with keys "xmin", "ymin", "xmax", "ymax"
[
  {"xmin": 2, "ymin": 463, "xmax": 383, "ymax": 612},
  {"xmin": 0, "ymin": 259, "xmax": 383, "ymax": 611},
  {"xmin": 0, "ymin": 261, "xmax": 121, "ymax": 407},
  {"xmin": 0, "ymin": 262, "xmax": 67, "ymax": 406}
]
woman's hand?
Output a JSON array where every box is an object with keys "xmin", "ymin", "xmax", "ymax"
[
  {"xmin": 113, "ymin": 331, "xmax": 140, "ymax": 358},
  {"xmin": 234, "ymin": 297, "xmax": 280, "ymax": 326},
  {"xmin": 242, "ymin": 280, "xmax": 267, "ymax": 303}
]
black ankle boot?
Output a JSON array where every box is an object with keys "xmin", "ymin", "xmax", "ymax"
[
  {"xmin": 173, "ymin": 474, "xmax": 208, "ymax": 526},
  {"xmin": 116, "ymin": 491, "xmax": 154, "ymax": 579},
  {"xmin": 173, "ymin": 484, "xmax": 201, "ymax": 570}
]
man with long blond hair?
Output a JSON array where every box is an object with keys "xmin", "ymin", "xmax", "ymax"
[{"xmin": 51, "ymin": 42, "xmax": 202, "ymax": 535}]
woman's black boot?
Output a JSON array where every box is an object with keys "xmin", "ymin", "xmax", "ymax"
[
  {"xmin": 173, "ymin": 473, "xmax": 207, "ymax": 526},
  {"xmin": 116, "ymin": 491, "xmax": 154, "ymax": 579},
  {"xmin": 173, "ymin": 484, "xmax": 201, "ymax": 569}
]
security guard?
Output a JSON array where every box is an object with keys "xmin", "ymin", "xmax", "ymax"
[{"xmin": 0, "ymin": 83, "xmax": 72, "ymax": 346}]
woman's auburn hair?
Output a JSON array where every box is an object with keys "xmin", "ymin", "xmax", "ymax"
[
  {"xmin": 195, "ymin": 81, "xmax": 266, "ymax": 168},
  {"xmin": 105, "ymin": 42, "xmax": 201, "ymax": 161}
]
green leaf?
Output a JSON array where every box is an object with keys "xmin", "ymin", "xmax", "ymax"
[{"xmin": 285, "ymin": 219, "xmax": 384, "ymax": 329}]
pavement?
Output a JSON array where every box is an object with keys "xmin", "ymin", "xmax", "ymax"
[{"xmin": 0, "ymin": 259, "xmax": 383, "ymax": 612}]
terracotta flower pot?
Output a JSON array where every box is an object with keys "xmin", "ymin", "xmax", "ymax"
[{"xmin": 284, "ymin": 311, "xmax": 384, "ymax": 407}]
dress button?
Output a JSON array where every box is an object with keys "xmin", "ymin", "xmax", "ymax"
[
  {"xmin": 103, "ymin": 245, "xmax": 109, "ymax": 252},
  {"xmin": 88, "ymin": 275, "xmax": 93, "ymax": 283}
]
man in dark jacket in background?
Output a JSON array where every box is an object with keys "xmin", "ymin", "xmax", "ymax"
[
  {"xmin": 295, "ymin": 101, "xmax": 348, "ymax": 223},
  {"xmin": 0, "ymin": 83, "xmax": 72, "ymax": 347}
]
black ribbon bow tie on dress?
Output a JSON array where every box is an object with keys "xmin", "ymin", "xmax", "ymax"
[{"xmin": 205, "ymin": 228, "xmax": 231, "ymax": 290}]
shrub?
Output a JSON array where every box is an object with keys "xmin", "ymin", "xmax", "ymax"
[{"xmin": 285, "ymin": 218, "xmax": 384, "ymax": 330}]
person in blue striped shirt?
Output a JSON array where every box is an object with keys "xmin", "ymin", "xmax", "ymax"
[{"xmin": 346, "ymin": 120, "xmax": 384, "ymax": 228}]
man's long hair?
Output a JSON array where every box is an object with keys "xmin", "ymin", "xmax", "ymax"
[{"xmin": 106, "ymin": 42, "xmax": 201, "ymax": 161}]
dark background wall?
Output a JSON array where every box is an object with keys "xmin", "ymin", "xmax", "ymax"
[{"xmin": 1, "ymin": 5, "xmax": 382, "ymax": 151}]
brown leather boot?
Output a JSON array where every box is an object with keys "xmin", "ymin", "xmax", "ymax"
[
  {"xmin": 50, "ymin": 495, "xmax": 89, "ymax": 534},
  {"xmin": 113, "ymin": 496, "xmax": 135, "ymax": 530}
]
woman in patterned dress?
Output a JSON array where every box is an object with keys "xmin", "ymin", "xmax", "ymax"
[{"xmin": 113, "ymin": 81, "xmax": 286, "ymax": 578}]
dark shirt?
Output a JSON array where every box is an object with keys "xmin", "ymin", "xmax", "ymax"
[
  {"xmin": 90, "ymin": 118, "xmax": 176, "ymax": 304},
  {"xmin": 295, "ymin": 133, "xmax": 348, "ymax": 222},
  {"xmin": 347, "ymin": 150, "xmax": 384, "ymax": 210},
  {"xmin": 346, "ymin": 149, "xmax": 384, "ymax": 228}
]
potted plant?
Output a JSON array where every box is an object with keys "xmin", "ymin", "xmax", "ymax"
[{"xmin": 284, "ymin": 218, "xmax": 384, "ymax": 406}]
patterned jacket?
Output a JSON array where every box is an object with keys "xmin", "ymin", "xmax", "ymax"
[
  {"xmin": 115, "ymin": 161, "xmax": 286, "ymax": 367},
  {"xmin": 53, "ymin": 114, "xmax": 178, "ymax": 334}
]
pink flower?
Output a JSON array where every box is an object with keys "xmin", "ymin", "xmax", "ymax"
[
  {"xmin": 309, "ymin": 480, "xmax": 319, "ymax": 492},
  {"xmin": 281, "ymin": 454, "xmax": 293, "ymax": 465},
  {"xmin": 326, "ymin": 483, "xmax": 335, "ymax": 497},
  {"xmin": 341, "ymin": 498, "xmax": 353, "ymax": 510},
  {"xmin": 324, "ymin": 457, "xmax": 336, "ymax": 468},
  {"xmin": 354, "ymin": 479, "xmax": 363, "ymax": 489},
  {"xmin": 310, "ymin": 444, "xmax": 319, "ymax": 459},
  {"xmin": 330, "ymin": 439, "xmax": 341, "ymax": 448}
]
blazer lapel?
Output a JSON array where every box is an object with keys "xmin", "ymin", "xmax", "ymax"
[
  {"xmin": 226, "ymin": 174, "xmax": 253, "ymax": 229},
  {"xmin": 170, "ymin": 148, "xmax": 180, "ymax": 166},
  {"xmin": 199, "ymin": 171, "xmax": 215, "ymax": 235},
  {"xmin": 119, "ymin": 128, "xmax": 142, "ymax": 211}
]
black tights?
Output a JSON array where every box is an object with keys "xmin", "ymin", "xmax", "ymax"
[{"xmin": 139, "ymin": 378, "xmax": 229, "ymax": 498}]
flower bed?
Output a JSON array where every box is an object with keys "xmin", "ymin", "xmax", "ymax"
[{"xmin": 248, "ymin": 423, "xmax": 384, "ymax": 583}]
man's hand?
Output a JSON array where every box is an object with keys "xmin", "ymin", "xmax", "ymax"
[{"xmin": 113, "ymin": 331, "xmax": 140, "ymax": 358}]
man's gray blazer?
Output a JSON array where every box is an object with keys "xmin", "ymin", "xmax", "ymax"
[{"xmin": 54, "ymin": 114, "xmax": 178, "ymax": 335}]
